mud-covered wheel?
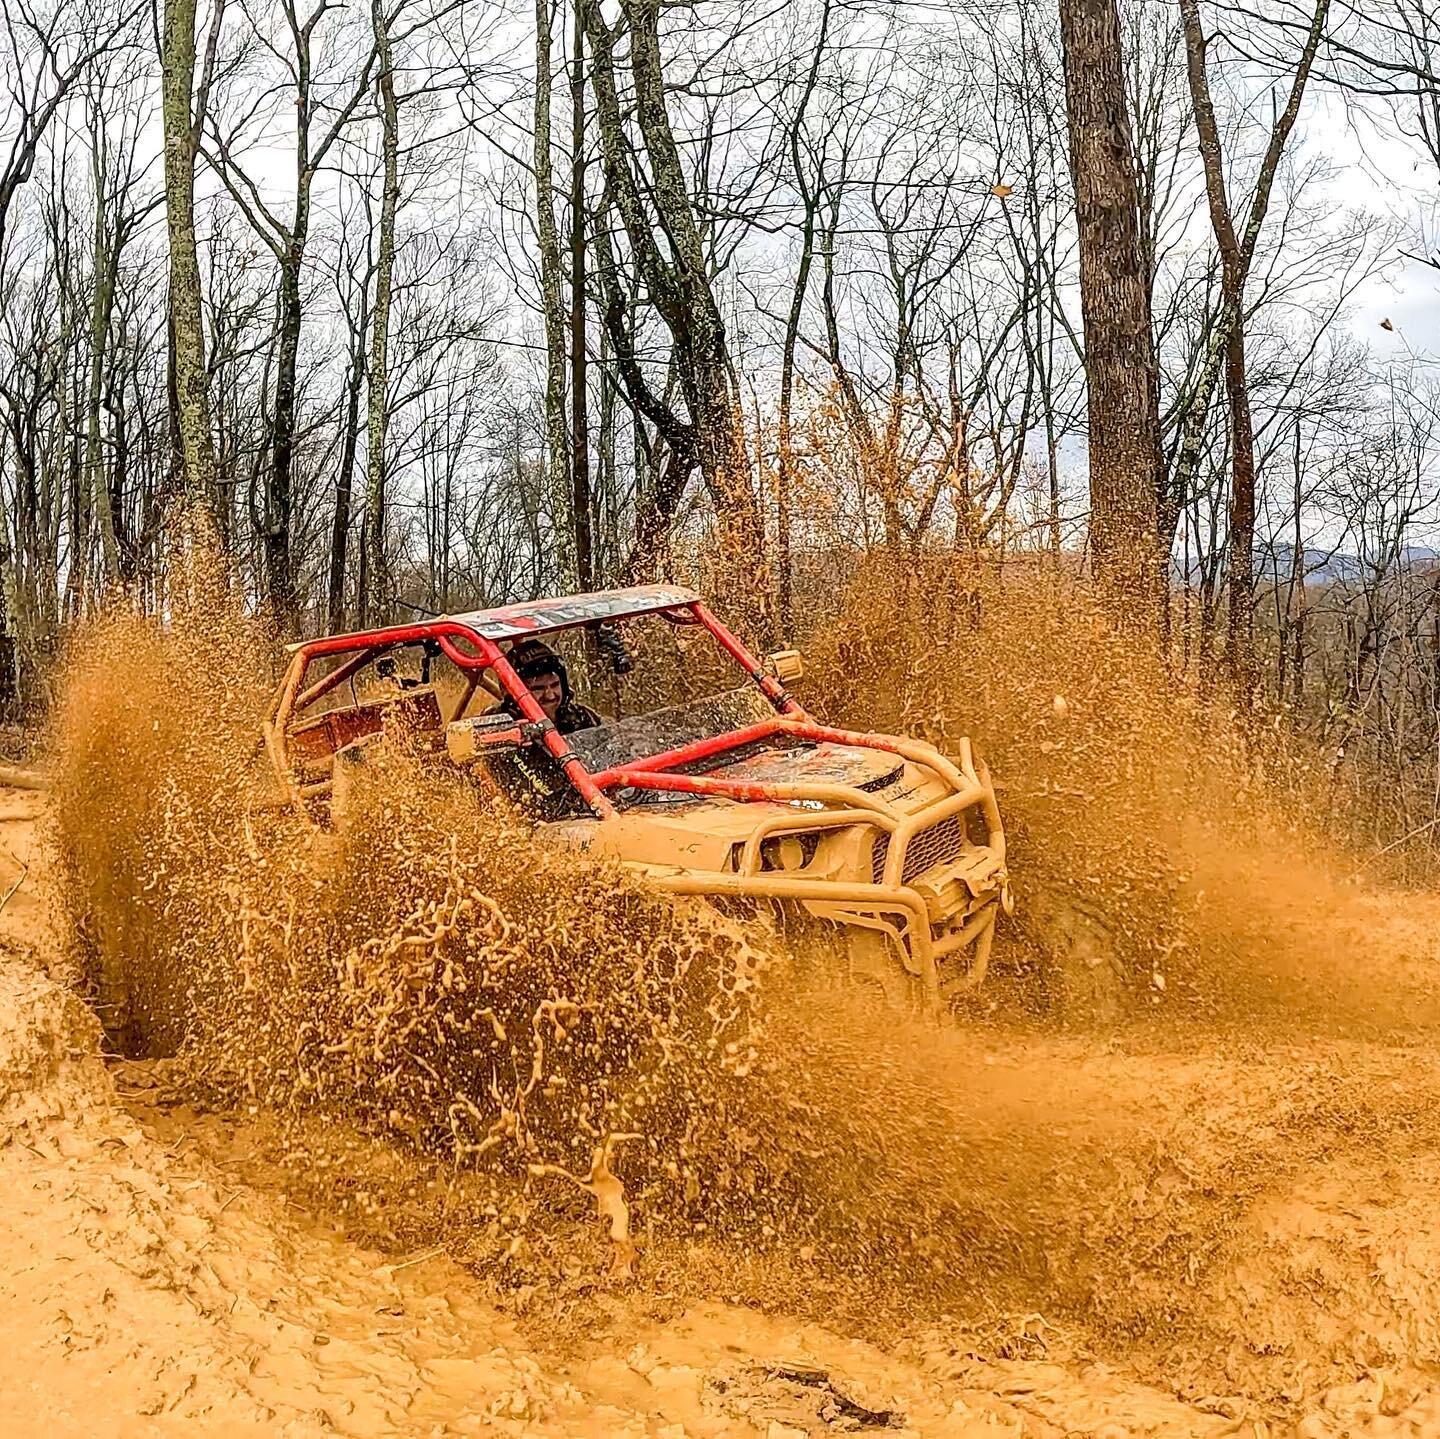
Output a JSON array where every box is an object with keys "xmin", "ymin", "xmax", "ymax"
[
  {"xmin": 844, "ymin": 925, "xmax": 922, "ymax": 1009},
  {"xmin": 1026, "ymin": 886, "xmax": 1127, "ymax": 1024}
]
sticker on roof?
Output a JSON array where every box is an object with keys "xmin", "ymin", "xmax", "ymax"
[{"xmin": 448, "ymin": 585, "xmax": 700, "ymax": 640}]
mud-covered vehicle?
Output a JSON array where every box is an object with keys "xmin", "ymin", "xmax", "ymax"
[{"xmin": 265, "ymin": 586, "xmax": 1011, "ymax": 1004}]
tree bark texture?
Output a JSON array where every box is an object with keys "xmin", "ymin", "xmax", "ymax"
[
  {"xmin": 363, "ymin": 0, "xmax": 400, "ymax": 625},
  {"xmin": 775, "ymin": 0, "xmax": 831, "ymax": 638},
  {"xmin": 1179, "ymin": 0, "xmax": 1330, "ymax": 704},
  {"xmin": 85, "ymin": 134, "xmax": 122, "ymax": 583},
  {"xmin": 267, "ymin": 243, "xmax": 305, "ymax": 630},
  {"xmin": 569, "ymin": 0, "xmax": 594, "ymax": 594},
  {"xmin": 532, "ymin": 0, "xmax": 571, "ymax": 582},
  {"xmin": 1057, "ymin": 0, "xmax": 1162, "ymax": 615},
  {"xmin": 328, "ymin": 326, "xmax": 366, "ymax": 632},
  {"xmin": 582, "ymin": 0, "xmax": 768, "ymax": 630},
  {"xmin": 161, "ymin": 0, "xmax": 217, "ymax": 515}
]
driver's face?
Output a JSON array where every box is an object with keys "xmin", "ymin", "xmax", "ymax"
[{"xmin": 530, "ymin": 671, "xmax": 564, "ymax": 720}]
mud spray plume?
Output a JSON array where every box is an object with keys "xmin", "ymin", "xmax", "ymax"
[
  {"xmin": 48, "ymin": 548, "xmax": 1440, "ymax": 1396},
  {"xmin": 51, "ymin": 579, "xmax": 786, "ymax": 1275},
  {"xmin": 798, "ymin": 550, "xmax": 1433, "ymax": 1029}
]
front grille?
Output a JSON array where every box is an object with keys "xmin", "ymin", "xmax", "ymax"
[{"xmin": 871, "ymin": 815, "xmax": 965, "ymax": 885}]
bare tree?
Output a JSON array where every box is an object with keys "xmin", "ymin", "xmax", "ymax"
[
  {"xmin": 361, "ymin": 0, "xmax": 399, "ymax": 623},
  {"xmin": 529, "ymin": 0, "xmax": 569, "ymax": 598},
  {"xmin": 0, "ymin": 0, "xmax": 141, "ymax": 262},
  {"xmin": 567, "ymin": 0, "xmax": 593, "ymax": 595},
  {"xmin": 1178, "ymin": 0, "xmax": 1331, "ymax": 701},
  {"xmin": 160, "ymin": 0, "xmax": 220, "ymax": 517},
  {"xmin": 325, "ymin": 177, "xmax": 372, "ymax": 631},
  {"xmin": 773, "ymin": 0, "xmax": 833, "ymax": 633},
  {"xmin": 80, "ymin": 62, "xmax": 156, "ymax": 584},
  {"xmin": 582, "ymin": 0, "xmax": 768, "ymax": 625},
  {"xmin": 201, "ymin": 0, "xmax": 376, "ymax": 628},
  {"xmin": 1057, "ymin": 0, "xmax": 1163, "ymax": 614}
]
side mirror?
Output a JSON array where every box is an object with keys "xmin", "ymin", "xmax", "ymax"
[
  {"xmin": 594, "ymin": 622, "xmax": 634, "ymax": 675},
  {"xmin": 767, "ymin": 649, "xmax": 805, "ymax": 685},
  {"xmin": 446, "ymin": 712, "xmax": 526, "ymax": 763}
]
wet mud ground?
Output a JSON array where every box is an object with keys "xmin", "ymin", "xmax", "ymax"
[{"xmin": 7, "ymin": 781, "xmax": 1440, "ymax": 1437}]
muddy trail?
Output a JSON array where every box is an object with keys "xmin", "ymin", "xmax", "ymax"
[
  {"xmin": 8, "ymin": 769, "xmax": 1440, "ymax": 1438},
  {"xmin": 19, "ymin": 567, "xmax": 1440, "ymax": 1436}
]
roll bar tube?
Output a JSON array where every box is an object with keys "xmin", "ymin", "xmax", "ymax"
[
  {"xmin": 269, "ymin": 602, "xmax": 995, "ymax": 843},
  {"xmin": 270, "ymin": 619, "xmax": 617, "ymax": 821},
  {"xmin": 689, "ymin": 602, "xmax": 806, "ymax": 717}
]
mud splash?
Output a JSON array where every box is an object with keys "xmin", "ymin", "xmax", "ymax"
[
  {"xmin": 801, "ymin": 554, "xmax": 1438, "ymax": 1034},
  {"xmin": 46, "ymin": 558, "xmax": 1440, "ymax": 1422},
  {"xmin": 51, "ymin": 597, "xmax": 792, "ymax": 1273}
]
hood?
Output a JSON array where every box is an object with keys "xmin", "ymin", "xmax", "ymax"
[{"xmin": 694, "ymin": 739, "xmax": 908, "ymax": 795}]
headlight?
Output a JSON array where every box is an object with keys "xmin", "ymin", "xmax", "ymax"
[{"xmin": 759, "ymin": 834, "xmax": 819, "ymax": 871}]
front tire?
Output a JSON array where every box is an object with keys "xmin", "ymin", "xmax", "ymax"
[
  {"xmin": 1026, "ymin": 886, "xmax": 1126, "ymax": 1023},
  {"xmin": 844, "ymin": 924, "xmax": 922, "ymax": 1009}
]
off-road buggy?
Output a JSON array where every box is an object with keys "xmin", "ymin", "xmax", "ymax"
[{"xmin": 264, "ymin": 586, "xmax": 1011, "ymax": 1005}]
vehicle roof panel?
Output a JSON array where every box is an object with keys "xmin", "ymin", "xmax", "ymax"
[{"xmin": 445, "ymin": 584, "xmax": 701, "ymax": 639}]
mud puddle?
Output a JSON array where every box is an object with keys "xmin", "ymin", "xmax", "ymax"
[
  {"xmin": 104, "ymin": 1052, "xmax": 1258, "ymax": 1438},
  {"xmin": 1, "ymin": 979, "xmax": 1246, "ymax": 1439},
  {"xmin": 0, "ymin": 784, "xmax": 1241, "ymax": 1437}
]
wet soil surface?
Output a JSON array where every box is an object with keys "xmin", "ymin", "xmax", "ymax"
[{"xmin": 6, "ymin": 783, "xmax": 1440, "ymax": 1437}]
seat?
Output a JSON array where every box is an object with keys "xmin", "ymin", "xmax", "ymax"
[{"xmin": 289, "ymin": 687, "xmax": 444, "ymax": 781}]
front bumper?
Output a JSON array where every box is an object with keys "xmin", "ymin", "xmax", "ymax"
[
  {"xmin": 624, "ymin": 725, "xmax": 1009, "ymax": 1005},
  {"xmin": 635, "ymin": 847, "xmax": 1007, "ymax": 1005}
]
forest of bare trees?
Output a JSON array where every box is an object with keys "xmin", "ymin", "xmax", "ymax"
[{"xmin": 0, "ymin": 0, "xmax": 1438, "ymax": 856}]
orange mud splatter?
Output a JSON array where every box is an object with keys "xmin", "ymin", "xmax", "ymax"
[
  {"xmin": 44, "ymin": 553, "xmax": 1440, "ymax": 1424},
  {"xmin": 803, "ymin": 553, "xmax": 1440, "ymax": 1035}
]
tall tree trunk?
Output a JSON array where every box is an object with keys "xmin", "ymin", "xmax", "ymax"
[
  {"xmin": 569, "ymin": 0, "xmax": 593, "ymax": 593},
  {"xmin": 1288, "ymin": 421, "xmax": 1307, "ymax": 708},
  {"xmin": 328, "ymin": 328, "xmax": 366, "ymax": 632},
  {"xmin": 86, "ymin": 142, "xmax": 121, "ymax": 584},
  {"xmin": 775, "ymin": 0, "xmax": 831, "ymax": 638},
  {"xmin": 161, "ymin": 0, "xmax": 217, "ymax": 515},
  {"xmin": 266, "ymin": 246, "xmax": 304, "ymax": 629},
  {"xmin": 583, "ymin": 0, "xmax": 767, "ymax": 629},
  {"xmin": 1222, "ymin": 322, "xmax": 1257, "ymax": 698},
  {"xmin": 1057, "ymin": 0, "xmax": 1162, "ymax": 616},
  {"xmin": 625, "ymin": 0, "xmax": 758, "ymax": 554},
  {"xmin": 363, "ymin": 0, "xmax": 400, "ymax": 625},
  {"xmin": 1165, "ymin": 309, "xmax": 1229, "ymax": 555},
  {"xmin": 533, "ymin": 0, "xmax": 571, "ymax": 573},
  {"xmin": 597, "ymin": 332, "xmax": 616, "ymax": 577}
]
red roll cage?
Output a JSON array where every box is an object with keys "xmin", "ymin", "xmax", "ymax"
[{"xmin": 266, "ymin": 586, "xmax": 811, "ymax": 820}]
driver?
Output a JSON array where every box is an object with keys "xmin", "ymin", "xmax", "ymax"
[
  {"xmin": 506, "ymin": 640, "xmax": 601, "ymax": 736},
  {"xmin": 476, "ymin": 640, "xmax": 598, "ymax": 820}
]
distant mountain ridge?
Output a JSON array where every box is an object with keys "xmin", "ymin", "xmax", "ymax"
[{"xmin": 1250, "ymin": 543, "xmax": 1440, "ymax": 581}]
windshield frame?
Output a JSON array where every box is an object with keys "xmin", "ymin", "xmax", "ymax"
[{"xmin": 268, "ymin": 597, "xmax": 807, "ymax": 820}]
